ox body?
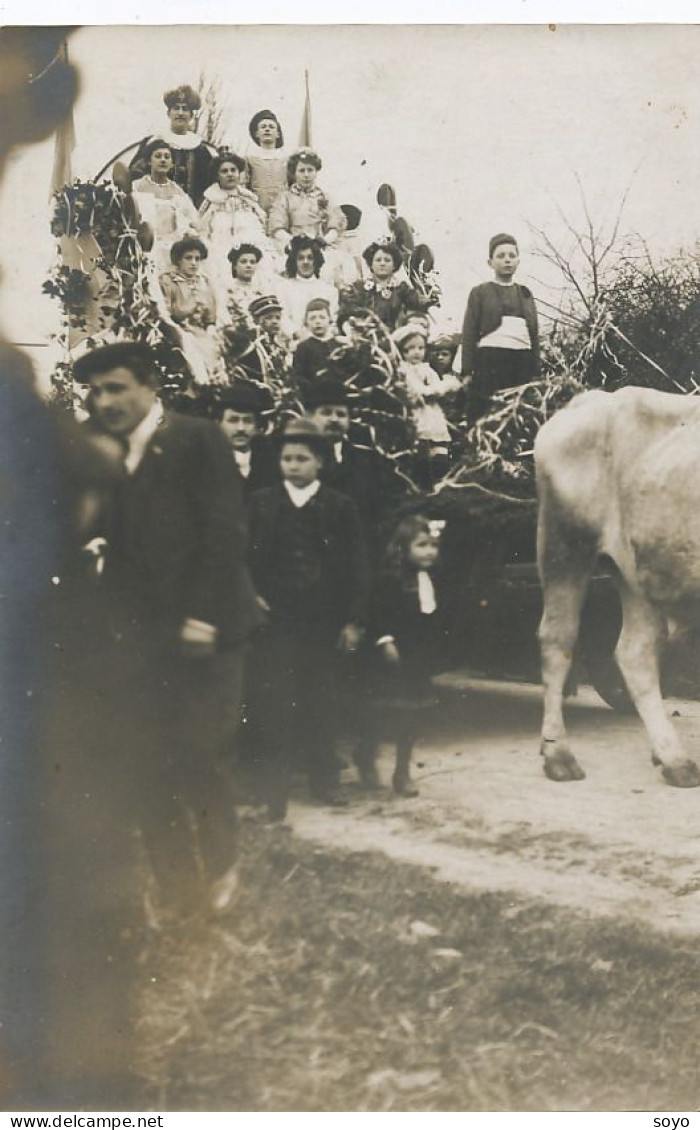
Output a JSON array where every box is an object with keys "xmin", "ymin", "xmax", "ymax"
[{"xmin": 535, "ymin": 385, "xmax": 700, "ymax": 788}]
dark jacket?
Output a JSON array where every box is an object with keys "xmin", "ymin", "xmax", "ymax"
[
  {"xmin": 233, "ymin": 435, "xmax": 280, "ymax": 502},
  {"xmin": 461, "ymin": 281, "xmax": 539, "ymax": 376},
  {"xmin": 321, "ymin": 440, "xmax": 408, "ymax": 553},
  {"xmin": 248, "ymin": 482, "xmax": 369, "ymax": 629},
  {"xmin": 97, "ymin": 411, "xmax": 260, "ymax": 648},
  {"xmin": 292, "ymin": 335, "xmax": 337, "ymax": 386}
]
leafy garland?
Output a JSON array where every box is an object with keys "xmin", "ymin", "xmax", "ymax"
[{"xmin": 45, "ymin": 179, "xmax": 192, "ymax": 409}]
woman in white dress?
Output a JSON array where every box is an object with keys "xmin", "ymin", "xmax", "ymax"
[
  {"xmin": 131, "ymin": 139, "xmax": 199, "ymax": 274},
  {"xmin": 197, "ymin": 153, "xmax": 269, "ymax": 297},
  {"xmin": 277, "ymin": 235, "xmax": 338, "ymax": 341}
]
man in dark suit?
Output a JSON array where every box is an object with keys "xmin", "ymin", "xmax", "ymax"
[
  {"xmin": 212, "ymin": 381, "xmax": 280, "ymax": 501},
  {"xmin": 74, "ymin": 342, "xmax": 260, "ymax": 919},
  {"xmin": 302, "ymin": 378, "xmax": 409, "ymax": 561}
]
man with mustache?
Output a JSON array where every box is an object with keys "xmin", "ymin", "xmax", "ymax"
[{"xmin": 303, "ymin": 378, "xmax": 407, "ymax": 562}]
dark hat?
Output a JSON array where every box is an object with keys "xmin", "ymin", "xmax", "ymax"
[
  {"xmin": 302, "ymin": 379, "xmax": 350, "ymax": 410},
  {"xmin": 170, "ymin": 236, "xmax": 208, "ymax": 264},
  {"xmin": 488, "ymin": 232, "xmax": 518, "ymax": 258},
  {"xmin": 362, "ymin": 240, "xmax": 403, "ymax": 271},
  {"xmin": 277, "ymin": 415, "xmax": 330, "ymax": 458},
  {"xmin": 249, "ymin": 294, "xmax": 283, "ymax": 321},
  {"xmin": 248, "ymin": 109, "xmax": 284, "ymax": 148},
  {"xmin": 216, "ymin": 382, "xmax": 274, "ymax": 417},
  {"xmin": 163, "ymin": 85, "xmax": 201, "ymax": 113},
  {"xmin": 340, "ymin": 204, "xmax": 362, "ymax": 232}
]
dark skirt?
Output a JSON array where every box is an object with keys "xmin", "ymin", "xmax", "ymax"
[{"xmin": 469, "ymin": 347, "xmax": 536, "ymax": 422}]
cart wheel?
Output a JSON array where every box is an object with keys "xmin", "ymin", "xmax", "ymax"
[{"xmin": 587, "ymin": 652, "xmax": 635, "ymax": 713}]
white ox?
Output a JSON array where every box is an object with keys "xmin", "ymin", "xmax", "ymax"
[{"xmin": 535, "ymin": 385, "xmax": 700, "ymax": 788}]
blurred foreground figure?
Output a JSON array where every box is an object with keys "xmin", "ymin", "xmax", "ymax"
[{"xmin": 0, "ymin": 29, "xmax": 150, "ymax": 1110}]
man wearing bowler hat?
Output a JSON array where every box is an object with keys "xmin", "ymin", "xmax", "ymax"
[
  {"xmin": 73, "ymin": 341, "xmax": 260, "ymax": 919},
  {"xmin": 212, "ymin": 381, "xmax": 279, "ymax": 500},
  {"xmin": 303, "ymin": 377, "xmax": 408, "ymax": 560}
]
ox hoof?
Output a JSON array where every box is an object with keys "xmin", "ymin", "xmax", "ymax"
[
  {"xmin": 661, "ymin": 760, "xmax": 700, "ymax": 789},
  {"xmin": 540, "ymin": 743, "xmax": 586, "ymax": 783}
]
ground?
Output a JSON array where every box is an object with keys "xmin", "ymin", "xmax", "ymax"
[{"xmin": 135, "ymin": 674, "xmax": 700, "ymax": 1112}]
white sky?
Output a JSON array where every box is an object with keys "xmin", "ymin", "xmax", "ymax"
[{"xmin": 2, "ymin": 22, "xmax": 700, "ymax": 371}]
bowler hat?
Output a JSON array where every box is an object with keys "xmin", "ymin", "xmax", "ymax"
[
  {"xmin": 276, "ymin": 415, "xmax": 330, "ymax": 459},
  {"xmin": 302, "ymin": 379, "xmax": 350, "ymax": 410},
  {"xmin": 217, "ymin": 382, "xmax": 274, "ymax": 417}
]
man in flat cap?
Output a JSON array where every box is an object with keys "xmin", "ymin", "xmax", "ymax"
[{"xmin": 73, "ymin": 341, "xmax": 260, "ymax": 919}]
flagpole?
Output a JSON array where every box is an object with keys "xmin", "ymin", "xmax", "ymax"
[
  {"xmin": 298, "ymin": 69, "xmax": 313, "ymax": 149},
  {"xmin": 49, "ymin": 40, "xmax": 75, "ymax": 198}
]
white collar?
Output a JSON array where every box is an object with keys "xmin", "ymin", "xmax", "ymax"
[
  {"xmin": 125, "ymin": 399, "xmax": 164, "ymax": 474},
  {"xmin": 234, "ymin": 449, "xmax": 252, "ymax": 476},
  {"xmin": 284, "ymin": 479, "xmax": 321, "ymax": 507},
  {"xmin": 417, "ymin": 570, "xmax": 437, "ymax": 615},
  {"xmin": 160, "ymin": 127, "xmax": 204, "ymax": 151},
  {"xmin": 333, "ymin": 441, "xmax": 343, "ymax": 462}
]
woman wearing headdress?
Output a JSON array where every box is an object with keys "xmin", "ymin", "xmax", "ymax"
[
  {"xmin": 277, "ymin": 235, "xmax": 338, "ymax": 340},
  {"xmin": 245, "ymin": 109, "xmax": 288, "ymax": 215},
  {"xmin": 122, "ymin": 84, "xmax": 218, "ymax": 208},
  {"xmin": 267, "ymin": 149, "xmax": 344, "ymax": 251},
  {"xmin": 338, "ymin": 239, "xmax": 433, "ymax": 332},
  {"xmin": 131, "ymin": 138, "xmax": 199, "ymax": 273},
  {"xmin": 197, "ymin": 153, "xmax": 268, "ymax": 295}
]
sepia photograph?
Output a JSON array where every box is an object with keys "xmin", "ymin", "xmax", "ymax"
[{"xmin": 3, "ymin": 15, "xmax": 700, "ymax": 1116}]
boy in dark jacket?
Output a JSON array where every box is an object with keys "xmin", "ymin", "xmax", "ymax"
[
  {"xmin": 460, "ymin": 233, "xmax": 539, "ymax": 421},
  {"xmin": 247, "ymin": 417, "xmax": 369, "ymax": 817}
]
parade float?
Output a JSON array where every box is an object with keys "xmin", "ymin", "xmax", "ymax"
[{"xmin": 43, "ymin": 85, "xmax": 700, "ymax": 710}]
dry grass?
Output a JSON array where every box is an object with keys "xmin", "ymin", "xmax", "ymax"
[{"xmin": 137, "ymin": 823, "xmax": 700, "ymax": 1112}]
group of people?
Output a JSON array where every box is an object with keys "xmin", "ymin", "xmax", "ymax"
[
  {"xmin": 105, "ymin": 84, "xmax": 540, "ymax": 489},
  {"xmin": 58, "ymin": 80, "xmax": 548, "ymax": 913},
  {"xmin": 57, "ymin": 82, "xmax": 547, "ymax": 883}
]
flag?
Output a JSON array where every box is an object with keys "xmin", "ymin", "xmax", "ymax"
[
  {"xmin": 49, "ymin": 41, "xmax": 75, "ymax": 198},
  {"xmin": 298, "ymin": 69, "xmax": 312, "ymax": 149}
]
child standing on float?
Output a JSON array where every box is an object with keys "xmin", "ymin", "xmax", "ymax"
[
  {"xmin": 460, "ymin": 232, "xmax": 539, "ymax": 421},
  {"xmin": 245, "ymin": 110, "xmax": 288, "ymax": 216}
]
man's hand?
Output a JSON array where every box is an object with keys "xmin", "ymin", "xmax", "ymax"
[
  {"xmin": 337, "ymin": 622, "xmax": 364, "ymax": 653},
  {"xmin": 381, "ymin": 640, "xmax": 401, "ymax": 665},
  {"xmin": 179, "ymin": 618, "xmax": 217, "ymax": 659}
]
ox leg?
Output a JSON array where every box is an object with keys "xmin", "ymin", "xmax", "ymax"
[
  {"xmin": 539, "ymin": 576, "xmax": 588, "ymax": 782},
  {"xmin": 616, "ymin": 589, "xmax": 700, "ymax": 788}
]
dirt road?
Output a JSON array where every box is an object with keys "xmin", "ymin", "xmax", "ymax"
[{"xmin": 290, "ymin": 676, "xmax": 700, "ymax": 936}]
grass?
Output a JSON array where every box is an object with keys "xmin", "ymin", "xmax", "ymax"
[{"xmin": 137, "ymin": 822, "xmax": 700, "ymax": 1112}]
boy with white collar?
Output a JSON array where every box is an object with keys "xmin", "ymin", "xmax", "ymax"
[{"xmin": 247, "ymin": 417, "xmax": 369, "ymax": 817}]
